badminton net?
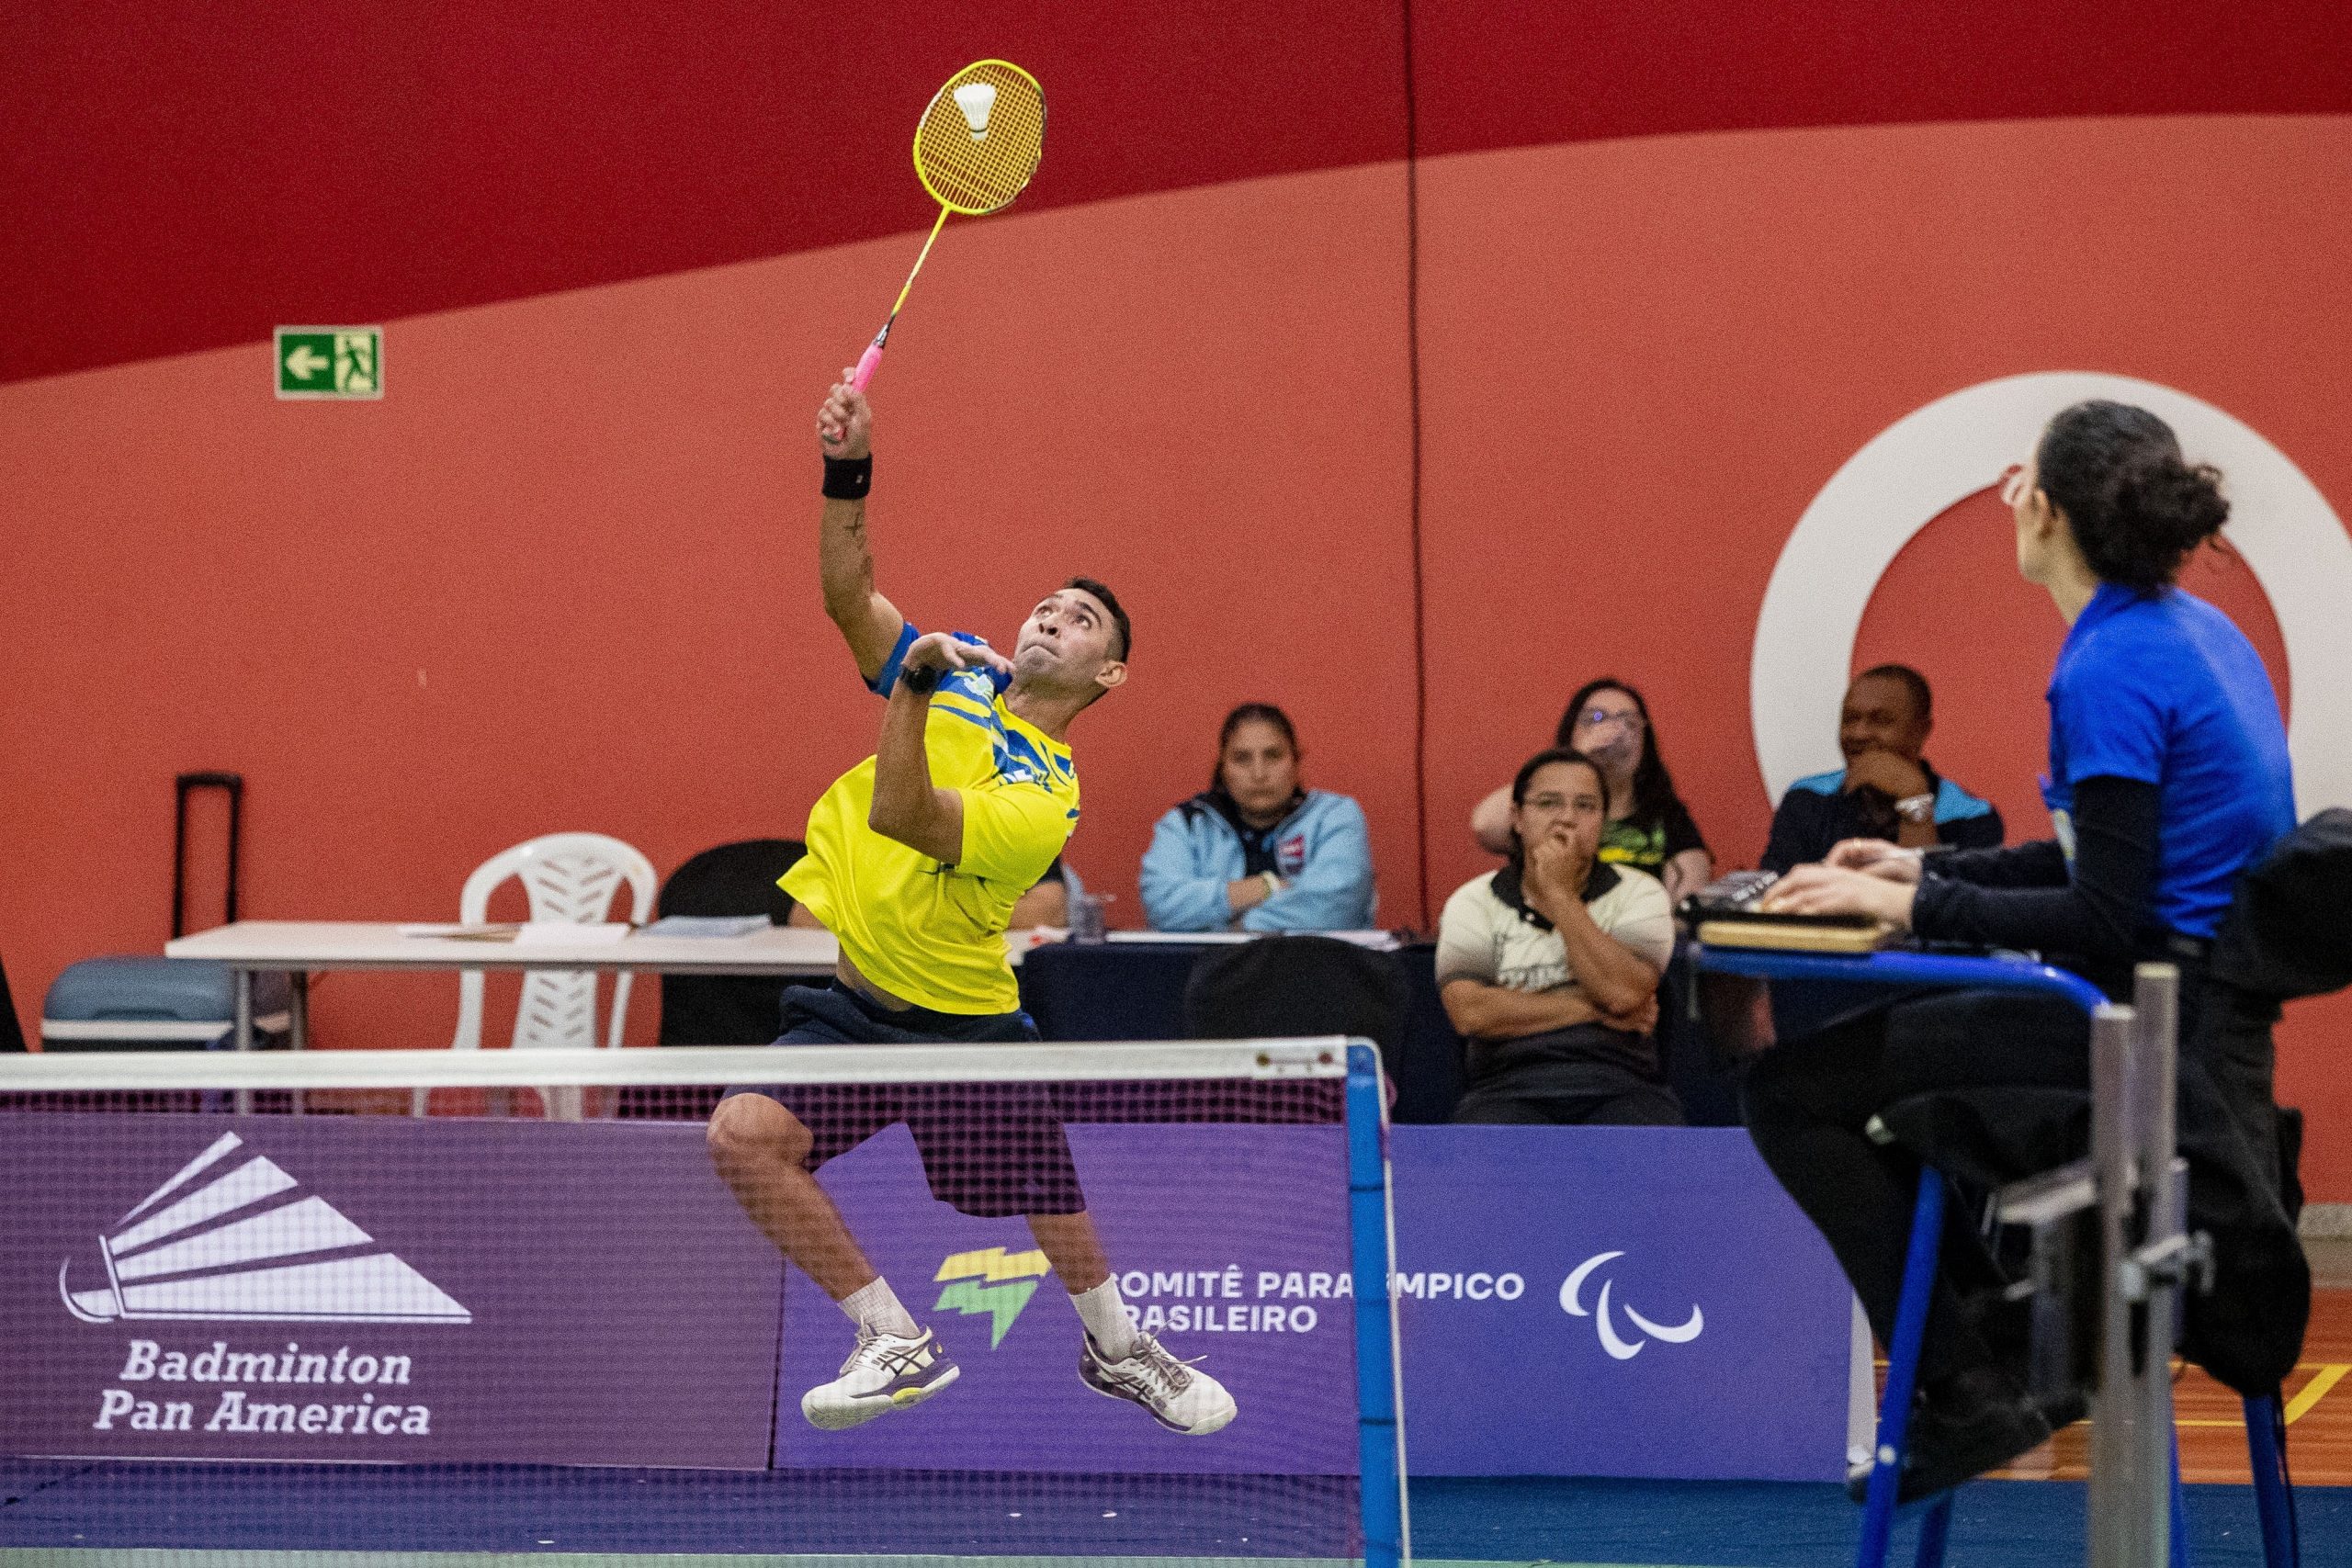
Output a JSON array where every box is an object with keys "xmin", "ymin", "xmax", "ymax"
[{"xmin": 0, "ymin": 1040, "xmax": 1405, "ymax": 1566}]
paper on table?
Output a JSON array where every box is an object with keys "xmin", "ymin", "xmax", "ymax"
[
  {"xmin": 1091, "ymin": 930, "xmax": 1403, "ymax": 951},
  {"xmin": 514, "ymin": 921, "xmax": 632, "ymax": 946},
  {"xmin": 640, "ymin": 915, "xmax": 773, "ymax": 939},
  {"xmin": 398, "ymin": 923, "xmax": 522, "ymax": 942}
]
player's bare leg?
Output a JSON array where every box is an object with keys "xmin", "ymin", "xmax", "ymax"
[
  {"xmin": 708, "ymin": 1094, "xmax": 958, "ymax": 1428},
  {"xmin": 1029, "ymin": 1209, "xmax": 1237, "ymax": 1436},
  {"xmin": 708, "ymin": 1094, "xmax": 878, "ymax": 1298}
]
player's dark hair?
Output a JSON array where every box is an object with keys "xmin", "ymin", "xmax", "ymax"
[
  {"xmin": 1853, "ymin": 663, "xmax": 1932, "ymax": 725},
  {"xmin": 2035, "ymin": 400, "xmax": 2229, "ymax": 592},
  {"xmin": 1066, "ymin": 576, "xmax": 1131, "ymax": 661},
  {"xmin": 1553, "ymin": 678, "xmax": 1676, "ymax": 828},
  {"xmin": 1506, "ymin": 747, "xmax": 1609, "ymax": 862}
]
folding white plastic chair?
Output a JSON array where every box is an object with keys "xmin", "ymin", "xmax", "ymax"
[{"xmin": 415, "ymin": 833, "xmax": 656, "ymax": 1120}]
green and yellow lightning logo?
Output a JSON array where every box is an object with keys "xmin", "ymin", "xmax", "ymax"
[{"xmin": 933, "ymin": 1246, "xmax": 1051, "ymax": 1348}]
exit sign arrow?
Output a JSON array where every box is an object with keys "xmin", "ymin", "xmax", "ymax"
[{"xmin": 275, "ymin": 327, "xmax": 383, "ymax": 400}]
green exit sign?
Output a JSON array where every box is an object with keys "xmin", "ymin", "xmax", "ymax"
[{"xmin": 276, "ymin": 327, "xmax": 383, "ymax": 400}]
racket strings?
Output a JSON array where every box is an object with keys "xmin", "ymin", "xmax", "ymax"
[{"xmin": 914, "ymin": 62, "xmax": 1045, "ymax": 215}]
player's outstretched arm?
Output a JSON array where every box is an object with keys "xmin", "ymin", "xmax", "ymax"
[
  {"xmin": 816, "ymin": 373, "xmax": 907, "ymax": 684},
  {"xmin": 868, "ymin": 632, "xmax": 1016, "ymax": 863}
]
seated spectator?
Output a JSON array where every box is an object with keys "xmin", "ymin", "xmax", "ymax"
[
  {"xmin": 1012, "ymin": 855, "xmax": 1079, "ymax": 928},
  {"xmin": 1440, "ymin": 748, "xmax": 1680, "ymax": 1125},
  {"xmin": 1141, "ymin": 703, "xmax": 1376, "ymax": 931},
  {"xmin": 1760, "ymin": 665, "xmax": 2002, "ymax": 874},
  {"xmin": 1470, "ymin": 678, "xmax": 1712, "ymax": 900}
]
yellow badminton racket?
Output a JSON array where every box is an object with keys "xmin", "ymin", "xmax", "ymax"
[{"xmin": 848, "ymin": 60, "xmax": 1046, "ymax": 391}]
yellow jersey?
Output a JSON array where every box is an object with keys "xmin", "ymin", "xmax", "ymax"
[{"xmin": 784, "ymin": 631, "xmax": 1078, "ymax": 1014}]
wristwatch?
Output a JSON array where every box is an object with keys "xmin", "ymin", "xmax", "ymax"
[{"xmin": 1894, "ymin": 793, "xmax": 1935, "ymax": 825}]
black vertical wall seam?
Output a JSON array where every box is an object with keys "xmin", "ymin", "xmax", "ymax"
[{"xmin": 1402, "ymin": 0, "xmax": 1430, "ymax": 931}]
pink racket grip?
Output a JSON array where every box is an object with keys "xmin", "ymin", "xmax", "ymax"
[{"xmin": 850, "ymin": 342, "xmax": 884, "ymax": 393}]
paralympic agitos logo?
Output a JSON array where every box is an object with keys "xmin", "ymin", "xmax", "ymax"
[{"xmin": 1559, "ymin": 1251, "xmax": 1704, "ymax": 1361}]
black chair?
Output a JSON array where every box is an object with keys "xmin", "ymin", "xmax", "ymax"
[
  {"xmin": 1021, "ymin": 942, "xmax": 1204, "ymax": 1042},
  {"xmin": 0, "ymin": 953, "xmax": 27, "ymax": 1053},
  {"xmin": 653, "ymin": 839, "xmax": 806, "ymax": 1048},
  {"xmin": 1656, "ymin": 951, "xmax": 1743, "ymax": 1126},
  {"xmin": 1182, "ymin": 936, "xmax": 1409, "ymax": 1073},
  {"xmin": 1388, "ymin": 942, "xmax": 1464, "ymax": 1123},
  {"xmin": 623, "ymin": 840, "xmax": 808, "ymax": 1122}
]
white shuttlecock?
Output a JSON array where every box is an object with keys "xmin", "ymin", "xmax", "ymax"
[{"xmin": 953, "ymin": 82, "xmax": 997, "ymax": 141}]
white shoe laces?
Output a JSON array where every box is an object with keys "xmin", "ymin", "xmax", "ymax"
[
  {"xmin": 1114, "ymin": 1333, "xmax": 1200, "ymax": 1399},
  {"xmin": 840, "ymin": 1323, "xmax": 923, "ymax": 1378}
]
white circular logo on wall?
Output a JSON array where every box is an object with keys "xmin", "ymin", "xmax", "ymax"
[
  {"xmin": 1558, "ymin": 1250, "xmax": 1704, "ymax": 1361},
  {"xmin": 1751, "ymin": 372, "xmax": 2352, "ymax": 816}
]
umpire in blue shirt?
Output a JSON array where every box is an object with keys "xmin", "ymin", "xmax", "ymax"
[{"xmin": 1742, "ymin": 400, "xmax": 2296, "ymax": 1501}]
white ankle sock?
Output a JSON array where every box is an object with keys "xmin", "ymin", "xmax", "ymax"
[
  {"xmin": 841, "ymin": 1276, "xmax": 919, "ymax": 1338},
  {"xmin": 1071, "ymin": 1277, "xmax": 1137, "ymax": 1359}
]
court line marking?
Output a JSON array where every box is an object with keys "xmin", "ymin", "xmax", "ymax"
[
  {"xmin": 1883, "ymin": 1357, "xmax": 2350, "ymax": 1431},
  {"xmin": 2170, "ymin": 1361, "xmax": 2346, "ymax": 1427}
]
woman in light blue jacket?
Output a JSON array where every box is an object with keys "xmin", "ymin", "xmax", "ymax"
[{"xmin": 1140, "ymin": 704, "xmax": 1377, "ymax": 931}]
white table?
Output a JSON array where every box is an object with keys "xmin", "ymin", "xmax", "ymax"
[
  {"xmin": 162, "ymin": 921, "xmax": 1404, "ymax": 1052},
  {"xmin": 164, "ymin": 921, "xmax": 842, "ymax": 1052}
]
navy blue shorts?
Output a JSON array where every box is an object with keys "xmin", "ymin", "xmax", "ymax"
[{"xmin": 721, "ymin": 982, "xmax": 1086, "ymax": 1219}]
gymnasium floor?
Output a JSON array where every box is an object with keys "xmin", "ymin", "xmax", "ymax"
[
  {"xmin": 3, "ymin": 1469, "xmax": 2345, "ymax": 1566},
  {"xmin": 1994, "ymin": 1237, "xmax": 2352, "ymax": 1486},
  {"xmin": 2, "ymin": 1472, "xmax": 2345, "ymax": 1567}
]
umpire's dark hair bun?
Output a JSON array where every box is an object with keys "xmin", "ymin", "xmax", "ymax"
[{"xmin": 2035, "ymin": 400, "xmax": 2229, "ymax": 592}]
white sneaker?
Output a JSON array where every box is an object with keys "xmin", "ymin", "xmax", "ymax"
[
  {"xmin": 1078, "ymin": 1331, "xmax": 1237, "ymax": 1435},
  {"xmin": 802, "ymin": 1324, "xmax": 960, "ymax": 1431}
]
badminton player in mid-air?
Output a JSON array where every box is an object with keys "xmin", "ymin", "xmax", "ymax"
[{"xmin": 706, "ymin": 372, "xmax": 1236, "ymax": 1438}]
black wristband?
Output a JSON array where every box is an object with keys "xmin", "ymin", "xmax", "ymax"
[
  {"xmin": 821, "ymin": 455, "xmax": 873, "ymax": 501},
  {"xmin": 899, "ymin": 662, "xmax": 942, "ymax": 694}
]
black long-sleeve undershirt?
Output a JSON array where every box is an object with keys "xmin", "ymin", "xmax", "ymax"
[{"xmin": 1909, "ymin": 775, "xmax": 2162, "ymax": 985}]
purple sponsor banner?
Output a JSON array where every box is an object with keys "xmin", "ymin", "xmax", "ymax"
[
  {"xmin": 765, "ymin": 1123, "xmax": 1849, "ymax": 1483},
  {"xmin": 0, "ymin": 1113, "xmax": 782, "ymax": 1469},
  {"xmin": 0, "ymin": 1114, "xmax": 1849, "ymax": 1482},
  {"xmin": 773, "ymin": 1123, "xmax": 1359, "ymax": 1474},
  {"xmin": 1389, "ymin": 1126, "xmax": 1851, "ymax": 1481}
]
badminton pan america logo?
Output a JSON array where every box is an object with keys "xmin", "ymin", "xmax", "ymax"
[
  {"xmin": 1558, "ymin": 1251, "xmax": 1703, "ymax": 1361},
  {"xmin": 933, "ymin": 1246, "xmax": 1050, "ymax": 1348},
  {"xmin": 59, "ymin": 1132, "xmax": 470, "ymax": 1325}
]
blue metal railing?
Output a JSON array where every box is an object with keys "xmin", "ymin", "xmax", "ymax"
[
  {"xmin": 1345, "ymin": 1040, "xmax": 1408, "ymax": 1568},
  {"xmin": 1690, "ymin": 944, "xmax": 2109, "ymax": 1019}
]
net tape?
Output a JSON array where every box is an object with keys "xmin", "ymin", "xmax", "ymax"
[{"xmin": 0, "ymin": 1040, "xmax": 1353, "ymax": 1093}]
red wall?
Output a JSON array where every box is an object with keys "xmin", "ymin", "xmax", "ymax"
[{"xmin": 4, "ymin": 5, "xmax": 2349, "ymax": 1190}]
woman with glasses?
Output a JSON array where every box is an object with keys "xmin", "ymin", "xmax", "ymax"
[
  {"xmin": 1439, "ymin": 748, "xmax": 1680, "ymax": 1126},
  {"xmin": 1470, "ymin": 679, "xmax": 1713, "ymax": 901},
  {"xmin": 1743, "ymin": 400, "xmax": 2298, "ymax": 1501}
]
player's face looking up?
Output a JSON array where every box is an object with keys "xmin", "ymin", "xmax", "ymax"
[
  {"xmin": 1218, "ymin": 717, "xmax": 1301, "ymax": 828},
  {"xmin": 1012, "ymin": 587, "xmax": 1126, "ymax": 705},
  {"xmin": 1511, "ymin": 760, "xmax": 1607, "ymax": 865}
]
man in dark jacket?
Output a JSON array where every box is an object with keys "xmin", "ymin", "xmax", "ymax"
[{"xmin": 1761, "ymin": 665, "xmax": 2002, "ymax": 873}]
